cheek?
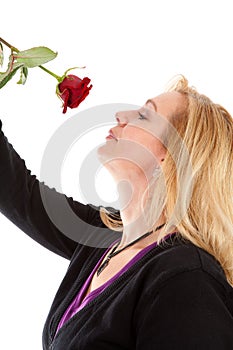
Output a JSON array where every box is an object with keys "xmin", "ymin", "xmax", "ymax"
[
  {"xmin": 126, "ymin": 128, "xmax": 160, "ymax": 152},
  {"xmin": 122, "ymin": 131, "xmax": 162, "ymax": 166},
  {"xmin": 123, "ymin": 126, "xmax": 150, "ymax": 143}
]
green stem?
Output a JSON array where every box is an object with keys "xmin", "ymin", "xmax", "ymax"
[
  {"xmin": 38, "ymin": 65, "xmax": 62, "ymax": 81},
  {"xmin": 0, "ymin": 37, "xmax": 19, "ymax": 52},
  {"xmin": 0, "ymin": 37, "xmax": 62, "ymax": 81}
]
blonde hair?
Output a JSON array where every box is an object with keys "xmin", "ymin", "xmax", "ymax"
[{"xmin": 100, "ymin": 75, "xmax": 233, "ymax": 287}]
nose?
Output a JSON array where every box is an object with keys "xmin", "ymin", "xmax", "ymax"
[{"xmin": 115, "ymin": 113, "xmax": 127, "ymax": 127}]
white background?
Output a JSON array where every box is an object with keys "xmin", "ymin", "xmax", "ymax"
[{"xmin": 1, "ymin": 0, "xmax": 233, "ymax": 348}]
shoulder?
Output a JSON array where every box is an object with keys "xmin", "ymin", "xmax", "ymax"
[
  {"xmin": 140, "ymin": 234, "xmax": 230, "ymax": 293},
  {"xmin": 134, "ymin": 235, "xmax": 233, "ymax": 332},
  {"xmin": 134, "ymin": 251, "xmax": 233, "ymax": 349}
]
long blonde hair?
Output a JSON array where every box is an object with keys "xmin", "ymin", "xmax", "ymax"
[{"xmin": 100, "ymin": 75, "xmax": 233, "ymax": 287}]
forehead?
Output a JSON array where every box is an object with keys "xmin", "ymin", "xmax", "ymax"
[{"xmin": 144, "ymin": 91, "xmax": 186, "ymax": 119}]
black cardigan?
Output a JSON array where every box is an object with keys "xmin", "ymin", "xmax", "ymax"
[{"xmin": 1, "ymin": 119, "xmax": 233, "ymax": 350}]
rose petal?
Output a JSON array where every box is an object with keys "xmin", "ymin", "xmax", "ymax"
[
  {"xmin": 59, "ymin": 88, "xmax": 70, "ymax": 114},
  {"xmin": 57, "ymin": 75, "xmax": 92, "ymax": 113}
]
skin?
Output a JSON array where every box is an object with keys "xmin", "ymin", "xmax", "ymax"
[{"xmin": 97, "ymin": 91, "xmax": 186, "ymax": 250}]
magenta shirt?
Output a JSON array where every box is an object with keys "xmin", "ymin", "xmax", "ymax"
[{"xmin": 55, "ymin": 231, "xmax": 177, "ymax": 336}]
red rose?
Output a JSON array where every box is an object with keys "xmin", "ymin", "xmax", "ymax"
[{"xmin": 57, "ymin": 75, "xmax": 92, "ymax": 114}]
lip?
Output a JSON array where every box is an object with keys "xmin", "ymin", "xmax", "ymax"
[{"xmin": 106, "ymin": 129, "xmax": 117, "ymax": 140}]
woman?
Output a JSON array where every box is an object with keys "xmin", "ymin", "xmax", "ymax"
[{"xmin": 0, "ymin": 75, "xmax": 233, "ymax": 349}]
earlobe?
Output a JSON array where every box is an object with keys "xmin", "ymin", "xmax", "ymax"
[
  {"xmin": 152, "ymin": 167, "xmax": 162, "ymax": 178},
  {"xmin": 152, "ymin": 158, "xmax": 164, "ymax": 177}
]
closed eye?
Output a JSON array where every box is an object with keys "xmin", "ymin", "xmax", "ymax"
[{"xmin": 138, "ymin": 112, "xmax": 147, "ymax": 120}]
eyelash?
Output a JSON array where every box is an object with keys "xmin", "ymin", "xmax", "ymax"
[{"xmin": 138, "ymin": 112, "xmax": 147, "ymax": 120}]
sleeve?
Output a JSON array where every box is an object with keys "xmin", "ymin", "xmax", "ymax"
[
  {"xmin": 0, "ymin": 119, "xmax": 105, "ymax": 260},
  {"xmin": 135, "ymin": 269, "xmax": 233, "ymax": 349}
]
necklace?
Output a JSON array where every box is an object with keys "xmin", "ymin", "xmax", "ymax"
[{"xmin": 96, "ymin": 222, "xmax": 166, "ymax": 277}]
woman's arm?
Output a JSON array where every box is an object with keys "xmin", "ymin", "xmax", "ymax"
[
  {"xmin": 0, "ymin": 119, "xmax": 104, "ymax": 260},
  {"xmin": 135, "ymin": 269, "xmax": 233, "ymax": 349}
]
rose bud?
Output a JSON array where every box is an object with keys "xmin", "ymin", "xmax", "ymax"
[{"xmin": 57, "ymin": 74, "xmax": 92, "ymax": 113}]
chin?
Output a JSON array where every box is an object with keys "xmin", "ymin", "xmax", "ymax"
[{"xmin": 97, "ymin": 142, "xmax": 116, "ymax": 163}]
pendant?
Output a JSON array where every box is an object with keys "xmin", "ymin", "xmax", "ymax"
[{"xmin": 97, "ymin": 257, "xmax": 110, "ymax": 277}]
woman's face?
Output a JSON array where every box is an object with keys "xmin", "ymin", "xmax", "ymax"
[{"xmin": 97, "ymin": 91, "xmax": 185, "ymax": 181}]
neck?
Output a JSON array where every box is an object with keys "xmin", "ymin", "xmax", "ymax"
[{"xmin": 116, "ymin": 177, "xmax": 166, "ymax": 250}]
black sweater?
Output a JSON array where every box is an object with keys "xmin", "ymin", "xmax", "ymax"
[{"xmin": 0, "ymin": 119, "xmax": 233, "ymax": 350}]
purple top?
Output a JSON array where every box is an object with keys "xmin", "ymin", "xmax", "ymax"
[{"xmin": 55, "ymin": 231, "xmax": 177, "ymax": 336}]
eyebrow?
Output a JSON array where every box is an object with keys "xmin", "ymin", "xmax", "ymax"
[{"xmin": 145, "ymin": 99, "xmax": 157, "ymax": 112}]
